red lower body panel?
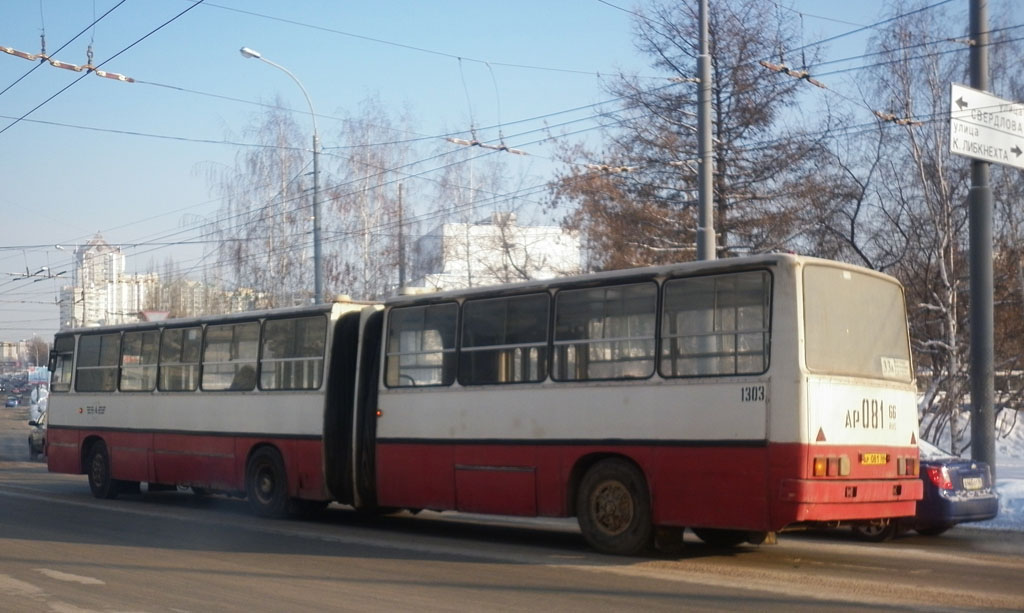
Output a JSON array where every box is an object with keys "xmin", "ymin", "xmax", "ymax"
[
  {"xmin": 47, "ymin": 427, "xmax": 328, "ymax": 500},
  {"xmin": 769, "ymin": 442, "xmax": 922, "ymax": 525},
  {"xmin": 376, "ymin": 440, "xmax": 922, "ymax": 532}
]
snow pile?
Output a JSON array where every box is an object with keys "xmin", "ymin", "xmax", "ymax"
[{"xmin": 961, "ymin": 412, "xmax": 1024, "ymax": 532}]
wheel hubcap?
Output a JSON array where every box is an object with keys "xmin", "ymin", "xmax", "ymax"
[
  {"xmin": 91, "ymin": 455, "xmax": 104, "ymax": 484},
  {"xmin": 257, "ymin": 468, "xmax": 274, "ymax": 500},
  {"xmin": 591, "ymin": 480, "xmax": 633, "ymax": 536}
]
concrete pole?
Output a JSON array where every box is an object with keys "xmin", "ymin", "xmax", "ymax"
[
  {"xmin": 312, "ymin": 131, "xmax": 323, "ymax": 302},
  {"xmin": 968, "ymin": 0, "xmax": 995, "ymax": 474},
  {"xmin": 696, "ymin": 0, "xmax": 716, "ymax": 261}
]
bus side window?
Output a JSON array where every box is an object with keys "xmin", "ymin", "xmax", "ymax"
[
  {"xmin": 260, "ymin": 316, "xmax": 327, "ymax": 390},
  {"xmin": 50, "ymin": 336, "xmax": 75, "ymax": 392},
  {"xmin": 660, "ymin": 270, "xmax": 771, "ymax": 377},
  {"xmin": 159, "ymin": 327, "xmax": 202, "ymax": 392},
  {"xmin": 460, "ymin": 293, "xmax": 549, "ymax": 385},
  {"xmin": 552, "ymin": 283, "xmax": 657, "ymax": 381},
  {"xmin": 76, "ymin": 333, "xmax": 121, "ymax": 392},
  {"xmin": 202, "ymin": 322, "xmax": 260, "ymax": 391},
  {"xmin": 384, "ymin": 303, "xmax": 457, "ymax": 387},
  {"xmin": 120, "ymin": 330, "xmax": 159, "ymax": 392}
]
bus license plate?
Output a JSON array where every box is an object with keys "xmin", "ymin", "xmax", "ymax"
[
  {"xmin": 861, "ymin": 453, "xmax": 888, "ymax": 465},
  {"xmin": 962, "ymin": 477, "xmax": 983, "ymax": 490}
]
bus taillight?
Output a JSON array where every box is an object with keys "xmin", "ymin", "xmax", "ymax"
[
  {"xmin": 897, "ymin": 456, "xmax": 918, "ymax": 476},
  {"xmin": 813, "ymin": 455, "xmax": 851, "ymax": 477}
]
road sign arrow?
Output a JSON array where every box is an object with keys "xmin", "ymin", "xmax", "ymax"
[{"xmin": 950, "ymin": 83, "xmax": 1024, "ymax": 170}]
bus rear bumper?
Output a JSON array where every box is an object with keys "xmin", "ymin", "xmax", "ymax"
[{"xmin": 778, "ymin": 478, "xmax": 923, "ymax": 522}]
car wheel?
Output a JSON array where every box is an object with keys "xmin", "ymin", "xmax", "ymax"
[
  {"xmin": 577, "ymin": 458, "xmax": 653, "ymax": 555},
  {"xmin": 915, "ymin": 524, "xmax": 952, "ymax": 537},
  {"xmin": 245, "ymin": 447, "xmax": 290, "ymax": 518},
  {"xmin": 28, "ymin": 437, "xmax": 37, "ymax": 461},
  {"xmin": 852, "ymin": 521, "xmax": 899, "ymax": 542},
  {"xmin": 86, "ymin": 441, "xmax": 119, "ymax": 499}
]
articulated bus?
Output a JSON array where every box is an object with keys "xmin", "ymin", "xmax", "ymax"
[{"xmin": 46, "ymin": 254, "xmax": 922, "ymax": 554}]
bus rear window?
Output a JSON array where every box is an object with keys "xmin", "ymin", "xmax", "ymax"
[{"xmin": 803, "ymin": 265, "xmax": 912, "ymax": 381}]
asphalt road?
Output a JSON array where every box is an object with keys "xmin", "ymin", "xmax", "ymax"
[{"xmin": 1, "ymin": 406, "xmax": 1023, "ymax": 612}]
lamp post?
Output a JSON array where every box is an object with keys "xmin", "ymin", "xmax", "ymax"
[{"xmin": 240, "ymin": 47, "xmax": 323, "ymax": 303}]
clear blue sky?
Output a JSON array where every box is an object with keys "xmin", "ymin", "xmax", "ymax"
[{"xmin": 0, "ymin": 0, "xmax": 1007, "ymax": 342}]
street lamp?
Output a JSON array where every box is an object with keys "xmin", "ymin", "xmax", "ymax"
[{"xmin": 239, "ymin": 46, "xmax": 323, "ymax": 303}]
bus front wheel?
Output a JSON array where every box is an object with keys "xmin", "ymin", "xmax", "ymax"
[
  {"xmin": 577, "ymin": 458, "xmax": 653, "ymax": 555},
  {"xmin": 245, "ymin": 447, "xmax": 290, "ymax": 518},
  {"xmin": 86, "ymin": 441, "xmax": 119, "ymax": 500}
]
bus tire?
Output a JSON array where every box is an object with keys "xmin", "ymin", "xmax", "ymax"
[
  {"xmin": 245, "ymin": 447, "xmax": 290, "ymax": 518},
  {"xmin": 852, "ymin": 521, "xmax": 899, "ymax": 542},
  {"xmin": 86, "ymin": 441, "xmax": 119, "ymax": 500},
  {"xmin": 577, "ymin": 458, "xmax": 653, "ymax": 555}
]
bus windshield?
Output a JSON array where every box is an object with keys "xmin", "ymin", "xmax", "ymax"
[{"xmin": 803, "ymin": 264, "xmax": 912, "ymax": 382}]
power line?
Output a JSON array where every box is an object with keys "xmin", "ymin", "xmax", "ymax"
[
  {"xmin": 200, "ymin": 1, "xmax": 663, "ymax": 79},
  {"xmin": 4, "ymin": 1, "xmax": 1007, "ymax": 298},
  {"xmin": 0, "ymin": 0, "xmax": 128, "ymax": 98},
  {"xmin": 0, "ymin": 0, "xmax": 207, "ymax": 137}
]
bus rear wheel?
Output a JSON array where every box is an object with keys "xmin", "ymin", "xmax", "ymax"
[
  {"xmin": 245, "ymin": 447, "xmax": 290, "ymax": 518},
  {"xmin": 86, "ymin": 441, "xmax": 119, "ymax": 500},
  {"xmin": 577, "ymin": 458, "xmax": 653, "ymax": 555},
  {"xmin": 852, "ymin": 521, "xmax": 899, "ymax": 542}
]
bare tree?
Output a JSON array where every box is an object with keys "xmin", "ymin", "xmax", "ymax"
[
  {"xmin": 550, "ymin": 0, "xmax": 830, "ymax": 270},
  {"xmin": 800, "ymin": 1, "xmax": 1024, "ymax": 449},
  {"xmin": 210, "ymin": 100, "xmax": 315, "ymax": 307},
  {"xmin": 324, "ymin": 96, "xmax": 416, "ymax": 300}
]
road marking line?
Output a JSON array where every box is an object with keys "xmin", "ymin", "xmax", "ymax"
[
  {"xmin": 0, "ymin": 574, "xmax": 44, "ymax": 596},
  {"xmin": 36, "ymin": 569, "xmax": 105, "ymax": 585}
]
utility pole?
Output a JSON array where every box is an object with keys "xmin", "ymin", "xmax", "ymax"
[
  {"xmin": 968, "ymin": 0, "xmax": 995, "ymax": 473},
  {"xmin": 240, "ymin": 47, "xmax": 324, "ymax": 303},
  {"xmin": 696, "ymin": 0, "xmax": 716, "ymax": 261},
  {"xmin": 397, "ymin": 183, "xmax": 406, "ymax": 288}
]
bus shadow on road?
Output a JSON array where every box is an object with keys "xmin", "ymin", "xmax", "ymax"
[{"xmin": 79, "ymin": 487, "xmax": 763, "ymax": 563}]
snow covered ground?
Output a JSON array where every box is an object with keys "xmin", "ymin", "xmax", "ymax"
[{"xmin": 968, "ymin": 417, "xmax": 1024, "ymax": 532}]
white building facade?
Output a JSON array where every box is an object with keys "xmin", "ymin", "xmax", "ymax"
[{"xmin": 412, "ymin": 213, "xmax": 581, "ymax": 291}]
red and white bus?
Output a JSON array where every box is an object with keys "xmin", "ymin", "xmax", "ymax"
[{"xmin": 47, "ymin": 254, "xmax": 922, "ymax": 554}]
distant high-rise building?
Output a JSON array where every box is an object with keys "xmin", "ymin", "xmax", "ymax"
[
  {"xmin": 58, "ymin": 233, "xmax": 268, "ymax": 329},
  {"xmin": 59, "ymin": 234, "xmax": 157, "ymax": 329}
]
